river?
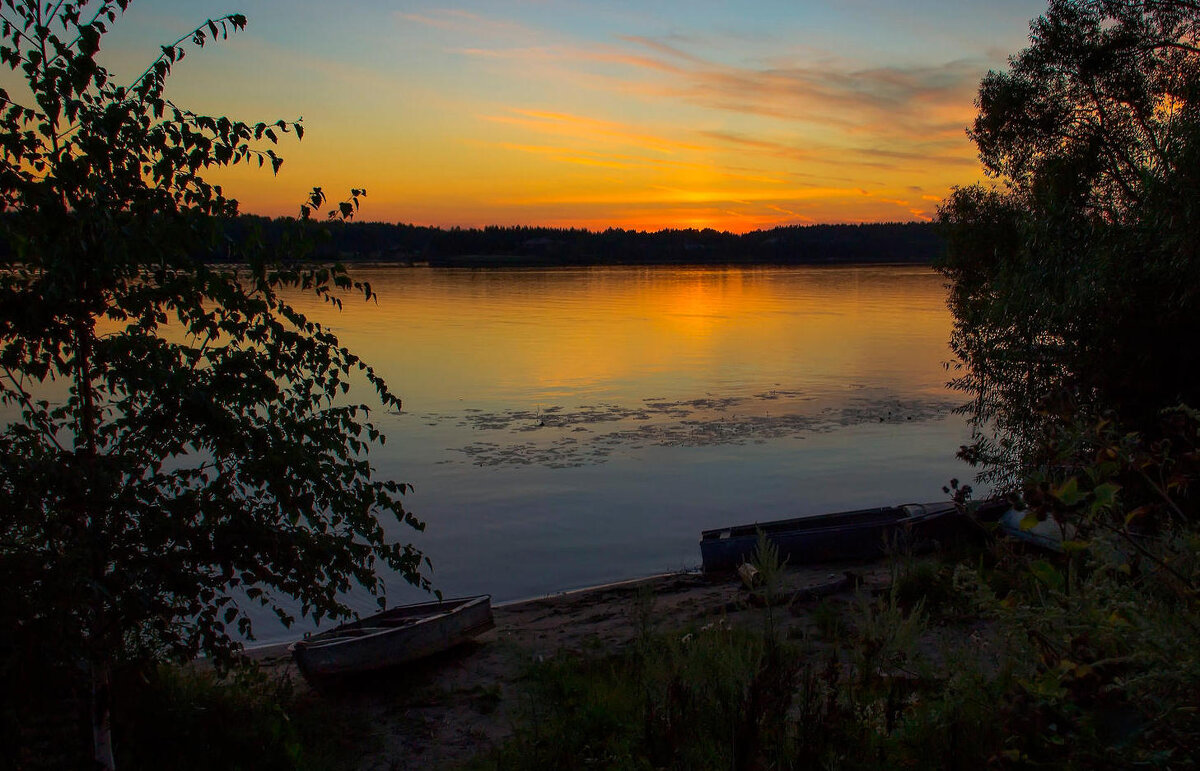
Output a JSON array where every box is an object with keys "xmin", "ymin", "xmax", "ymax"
[{"xmin": 259, "ymin": 264, "xmax": 971, "ymax": 642}]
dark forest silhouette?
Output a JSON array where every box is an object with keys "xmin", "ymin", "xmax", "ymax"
[{"xmin": 228, "ymin": 218, "xmax": 942, "ymax": 266}]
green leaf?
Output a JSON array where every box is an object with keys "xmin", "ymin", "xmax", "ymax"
[
  {"xmin": 1051, "ymin": 477, "xmax": 1082, "ymax": 507},
  {"xmin": 1091, "ymin": 482, "xmax": 1120, "ymax": 510},
  {"xmin": 1029, "ymin": 560, "xmax": 1064, "ymax": 591}
]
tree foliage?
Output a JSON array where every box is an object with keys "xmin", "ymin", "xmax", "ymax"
[
  {"xmin": 0, "ymin": 2, "xmax": 428, "ymax": 763},
  {"xmin": 938, "ymin": 0, "xmax": 1200, "ymax": 484}
]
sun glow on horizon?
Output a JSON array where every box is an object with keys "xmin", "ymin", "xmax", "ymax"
[{"xmin": 56, "ymin": 0, "xmax": 1048, "ymax": 233}]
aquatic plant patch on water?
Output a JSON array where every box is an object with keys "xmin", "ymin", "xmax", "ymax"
[{"xmin": 425, "ymin": 388, "xmax": 956, "ymax": 468}]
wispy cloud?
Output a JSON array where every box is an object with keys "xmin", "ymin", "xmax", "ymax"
[
  {"xmin": 482, "ymin": 108, "xmax": 712, "ymax": 154},
  {"xmin": 383, "ymin": 5, "xmax": 1000, "ymax": 228},
  {"xmin": 460, "ymin": 35, "xmax": 982, "ymax": 148},
  {"xmin": 395, "ymin": 8, "xmax": 532, "ymax": 37},
  {"xmin": 490, "ymin": 142, "xmax": 788, "ymax": 184},
  {"xmin": 615, "ymin": 37, "xmax": 984, "ymax": 141},
  {"xmin": 616, "ymin": 35, "xmax": 711, "ymax": 67},
  {"xmin": 694, "ymin": 130, "xmax": 974, "ymax": 180}
]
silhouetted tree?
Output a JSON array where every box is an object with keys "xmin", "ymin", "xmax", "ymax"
[
  {"xmin": 938, "ymin": 0, "xmax": 1200, "ymax": 484},
  {"xmin": 0, "ymin": 3, "xmax": 428, "ymax": 767}
]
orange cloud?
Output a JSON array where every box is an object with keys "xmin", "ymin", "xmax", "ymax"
[
  {"xmin": 175, "ymin": 2, "xmax": 1006, "ymax": 232},
  {"xmin": 482, "ymin": 108, "xmax": 713, "ymax": 154}
]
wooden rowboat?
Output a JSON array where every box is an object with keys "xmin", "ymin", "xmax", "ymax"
[
  {"xmin": 699, "ymin": 501, "xmax": 963, "ymax": 572},
  {"xmin": 290, "ymin": 595, "xmax": 494, "ymax": 681}
]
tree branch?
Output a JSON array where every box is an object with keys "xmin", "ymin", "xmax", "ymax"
[{"xmin": 1, "ymin": 365, "xmax": 66, "ymax": 452}]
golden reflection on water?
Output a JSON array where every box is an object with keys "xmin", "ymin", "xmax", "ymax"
[
  {"xmin": 160, "ymin": 264, "xmax": 967, "ymax": 630},
  {"xmin": 288, "ymin": 265, "xmax": 954, "ymax": 411},
  {"xmin": 62, "ymin": 264, "xmax": 967, "ymax": 633}
]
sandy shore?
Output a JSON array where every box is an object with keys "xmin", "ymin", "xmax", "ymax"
[{"xmin": 252, "ymin": 560, "xmax": 898, "ymax": 770}]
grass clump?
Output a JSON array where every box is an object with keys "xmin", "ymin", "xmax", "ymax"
[
  {"xmin": 477, "ymin": 623, "xmax": 799, "ymax": 771},
  {"xmin": 111, "ymin": 663, "xmax": 370, "ymax": 771},
  {"xmin": 472, "ymin": 596, "xmax": 1013, "ymax": 770},
  {"xmin": 474, "ymin": 539, "xmax": 1009, "ymax": 770}
]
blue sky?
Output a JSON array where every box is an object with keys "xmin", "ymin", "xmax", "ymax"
[{"xmin": 16, "ymin": 0, "xmax": 1051, "ymax": 229}]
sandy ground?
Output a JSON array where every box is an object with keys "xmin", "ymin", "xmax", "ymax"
[{"xmin": 251, "ymin": 561, "xmax": 899, "ymax": 771}]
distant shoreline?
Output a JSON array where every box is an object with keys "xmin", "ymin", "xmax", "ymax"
[
  {"xmin": 230, "ymin": 218, "xmax": 944, "ymax": 268},
  {"xmin": 335, "ymin": 256, "xmax": 939, "ymax": 269}
]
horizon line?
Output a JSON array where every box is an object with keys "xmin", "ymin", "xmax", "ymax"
[{"xmin": 240, "ymin": 214, "xmax": 938, "ymax": 237}]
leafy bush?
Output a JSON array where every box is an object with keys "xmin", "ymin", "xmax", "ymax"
[{"xmin": 983, "ymin": 408, "xmax": 1200, "ymax": 766}]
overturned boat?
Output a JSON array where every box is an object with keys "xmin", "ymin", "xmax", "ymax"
[{"xmin": 699, "ymin": 501, "xmax": 965, "ymax": 572}]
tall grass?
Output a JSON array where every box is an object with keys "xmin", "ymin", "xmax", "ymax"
[
  {"xmin": 111, "ymin": 664, "xmax": 370, "ymax": 771},
  {"xmin": 472, "ymin": 543, "xmax": 1017, "ymax": 770},
  {"xmin": 472, "ymin": 510, "xmax": 1200, "ymax": 770}
]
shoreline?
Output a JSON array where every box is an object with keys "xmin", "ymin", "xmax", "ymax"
[
  {"xmin": 251, "ymin": 559, "xmax": 900, "ymax": 770},
  {"xmin": 241, "ymin": 569, "xmax": 706, "ymax": 661},
  {"xmin": 492, "ymin": 568, "xmax": 701, "ymax": 609}
]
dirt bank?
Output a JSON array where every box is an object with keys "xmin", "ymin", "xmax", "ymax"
[{"xmin": 253, "ymin": 561, "xmax": 896, "ymax": 770}]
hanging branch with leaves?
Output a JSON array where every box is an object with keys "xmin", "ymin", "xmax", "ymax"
[{"xmin": 0, "ymin": 3, "xmax": 429, "ymax": 768}]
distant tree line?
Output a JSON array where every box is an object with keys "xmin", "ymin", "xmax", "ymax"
[{"xmin": 225, "ymin": 218, "xmax": 943, "ymax": 266}]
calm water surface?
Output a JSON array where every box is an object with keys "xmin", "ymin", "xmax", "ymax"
[{"xmin": 265, "ymin": 265, "xmax": 971, "ymax": 643}]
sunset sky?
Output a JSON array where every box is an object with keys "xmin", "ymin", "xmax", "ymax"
[{"xmin": 94, "ymin": 1, "xmax": 1045, "ymax": 231}]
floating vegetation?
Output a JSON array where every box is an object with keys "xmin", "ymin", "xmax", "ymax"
[{"xmin": 419, "ymin": 388, "xmax": 956, "ymax": 469}]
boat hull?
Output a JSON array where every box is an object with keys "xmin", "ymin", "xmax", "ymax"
[
  {"xmin": 699, "ymin": 502, "xmax": 960, "ymax": 572},
  {"xmin": 996, "ymin": 508, "xmax": 1072, "ymax": 552},
  {"xmin": 291, "ymin": 595, "xmax": 494, "ymax": 681}
]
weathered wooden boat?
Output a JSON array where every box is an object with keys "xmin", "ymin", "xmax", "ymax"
[
  {"xmin": 699, "ymin": 501, "xmax": 962, "ymax": 572},
  {"xmin": 290, "ymin": 595, "xmax": 494, "ymax": 681}
]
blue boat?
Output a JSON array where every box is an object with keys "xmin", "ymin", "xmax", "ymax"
[{"xmin": 699, "ymin": 501, "xmax": 961, "ymax": 572}]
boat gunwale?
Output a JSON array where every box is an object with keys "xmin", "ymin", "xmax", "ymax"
[
  {"xmin": 700, "ymin": 502, "xmax": 955, "ymax": 542},
  {"xmin": 698, "ymin": 501, "xmax": 962, "ymax": 572},
  {"xmin": 290, "ymin": 594, "xmax": 491, "ymax": 651}
]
